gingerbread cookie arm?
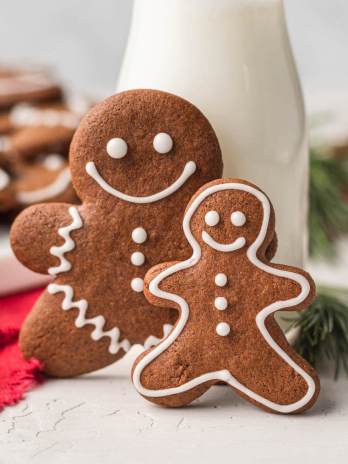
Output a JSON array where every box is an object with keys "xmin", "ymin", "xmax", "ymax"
[
  {"xmin": 10, "ymin": 203, "xmax": 79, "ymax": 274},
  {"xmin": 144, "ymin": 261, "xmax": 182, "ymax": 310},
  {"xmin": 267, "ymin": 263, "xmax": 316, "ymax": 311}
]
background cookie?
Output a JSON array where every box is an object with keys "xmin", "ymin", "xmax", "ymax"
[
  {"xmin": 0, "ymin": 66, "xmax": 62, "ymax": 110},
  {"xmin": 0, "ymin": 97, "xmax": 89, "ymax": 214},
  {"xmin": 12, "ymin": 89, "xmax": 223, "ymax": 377},
  {"xmin": 132, "ymin": 178, "xmax": 320, "ymax": 414}
]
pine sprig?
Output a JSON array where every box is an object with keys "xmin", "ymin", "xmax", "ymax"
[
  {"xmin": 309, "ymin": 148, "xmax": 348, "ymax": 258},
  {"xmin": 287, "ymin": 289, "xmax": 348, "ymax": 378}
]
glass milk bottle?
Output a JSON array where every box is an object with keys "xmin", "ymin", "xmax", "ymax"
[{"xmin": 117, "ymin": 0, "xmax": 308, "ymax": 266}]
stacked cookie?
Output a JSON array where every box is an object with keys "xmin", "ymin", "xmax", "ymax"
[{"xmin": 0, "ymin": 66, "xmax": 88, "ymax": 216}]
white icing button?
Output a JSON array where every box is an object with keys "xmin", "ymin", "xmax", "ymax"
[
  {"xmin": 216, "ymin": 322, "xmax": 231, "ymax": 337},
  {"xmin": 132, "ymin": 227, "xmax": 147, "ymax": 244},
  {"xmin": 153, "ymin": 132, "xmax": 173, "ymax": 154},
  {"xmin": 106, "ymin": 137, "xmax": 128, "ymax": 159},
  {"xmin": 214, "ymin": 297, "xmax": 228, "ymax": 311},
  {"xmin": 131, "ymin": 251, "xmax": 145, "ymax": 266},
  {"xmin": 131, "ymin": 277, "xmax": 144, "ymax": 293},
  {"xmin": 205, "ymin": 210, "xmax": 220, "ymax": 227},
  {"xmin": 215, "ymin": 273, "xmax": 227, "ymax": 287},
  {"xmin": 231, "ymin": 211, "xmax": 246, "ymax": 227}
]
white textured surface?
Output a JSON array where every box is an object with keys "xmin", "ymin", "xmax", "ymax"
[{"xmin": 0, "ymin": 346, "xmax": 347, "ymax": 464}]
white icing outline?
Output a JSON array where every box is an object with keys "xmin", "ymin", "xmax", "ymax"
[
  {"xmin": 202, "ymin": 232, "xmax": 246, "ymax": 252},
  {"xmin": 48, "ymin": 206, "xmax": 83, "ymax": 276},
  {"xmin": 144, "ymin": 324, "xmax": 174, "ymax": 350},
  {"xmin": 85, "ymin": 160, "xmax": 196, "ymax": 204},
  {"xmin": 133, "ymin": 182, "xmax": 317, "ymax": 413},
  {"xmin": 16, "ymin": 167, "xmax": 71, "ymax": 205}
]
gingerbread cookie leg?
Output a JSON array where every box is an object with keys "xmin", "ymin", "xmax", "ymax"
[
  {"xmin": 133, "ymin": 338, "xmax": 217, "ymax": 407},
  {"xmin": 219, "ymin": 318, "xmax": 319, "ymax": 414}
]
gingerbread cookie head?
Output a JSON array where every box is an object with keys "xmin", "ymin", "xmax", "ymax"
[
  {"xmin": 69, "ymin": 89, "xmax": 222, "ymax": 206},
  {"xmin": 186, "ymin": 179, "xmax": 276, "ymax": 260}
]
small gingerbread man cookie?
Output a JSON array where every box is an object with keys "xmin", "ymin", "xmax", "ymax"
[
  {"xmin": 11, "ymin": 89, "xmax": 223, "ymax": 377},
  {"xmin": 132, "ymin": 178, "xmax": 320, "ymax": 414}
]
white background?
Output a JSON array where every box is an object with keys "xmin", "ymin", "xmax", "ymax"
[{"xmin": 0, "ymin": 0, "xmax": 347, "ymax": 98}]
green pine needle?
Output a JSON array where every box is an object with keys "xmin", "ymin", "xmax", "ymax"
[
  {"xmin": 309, "ymin": 148, "xmax": 348, "ymax": 258},
  {"xmin": 287, "ymin": 288, "xmax": 348, "ymax": 379}
]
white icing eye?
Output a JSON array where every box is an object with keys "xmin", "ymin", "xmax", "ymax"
[
  {"xmin": 205, "ymin": 210, "xmax": 220, "ymax": 227},
  {"xmin": 231, "ymin": 211, "xmax": 246, "ymax": 227},
  {"xmin": 216, "ymin": 322, "xmax": 231, "ymax": 337},
  {"xmin": 153, "ymin": 132, "xmax": 173, "ymax": 154},
  {"xmin": 106, "ymin": 137, "xmax": 128, "ymax": 159}
]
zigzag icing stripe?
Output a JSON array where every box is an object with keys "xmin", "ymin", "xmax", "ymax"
[
  {"xmin": 48, "ymin": 206, "xmax": 173, "ymax": 355},
  {"xmin": 47, "ymin": 283, "xmax": 131, "ymax": 355},
  {"xmin": 48, "ymin": 206, "xmax": 82, "ymax": 276}
]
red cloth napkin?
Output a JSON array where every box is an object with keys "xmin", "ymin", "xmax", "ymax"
[{"xmin": 0, "ymin": 288, "xmax": 44, "ymax": 411}]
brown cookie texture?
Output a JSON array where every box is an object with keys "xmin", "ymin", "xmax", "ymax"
[
  {"xmin": 11, "ymin": 89, "xmax": 223, "ymax": 377},
  {"xmin": 132, "ymin": 178, "xmax": 320, "ymax": 414},
  {"xmin": 0, "ymin": 112, "xmax": 13, "ymax": 135},
  {"xmin": 0, "ymin": 67, "xmax": 62, "ymax": 110}
]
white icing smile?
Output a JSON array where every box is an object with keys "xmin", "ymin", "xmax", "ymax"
[
  {"xmin": 202, "ymin": 231, "xmax": 246, "ymax": 252},
  {"xmin": 85, "ymin": 160, "xmax": 196, "ymax": 204}
]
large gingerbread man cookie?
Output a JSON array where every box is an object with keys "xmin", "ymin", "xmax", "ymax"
[
  {"xmin": 132, "ymin": 178, "xmax": 320, "ymax": 414},
  {"xmin": 10, "ymin": 89, "xmax": 223, "ymax": 377}
]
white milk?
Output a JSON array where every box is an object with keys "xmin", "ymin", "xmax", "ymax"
[{"xmin": 117, "ymin": 0, "xmax": 308, "ymax": 266}]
